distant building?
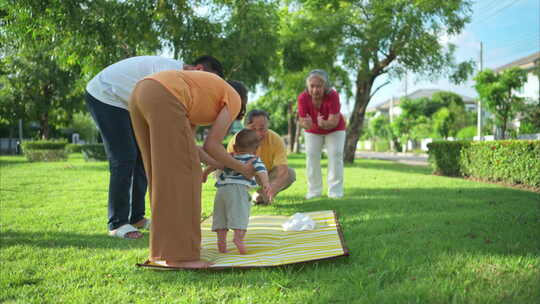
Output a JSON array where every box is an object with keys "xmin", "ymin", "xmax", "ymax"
[
  {"xmin": 493, "ymin": 51, "xmax": 539, "ymax": 103},
  {"xmin": 493, "ymin": 51, "xmax": 540, "ymax": 134},
  {"xmin": 367, "ymin": 89, "xmax": 477, "ymax": 120}
]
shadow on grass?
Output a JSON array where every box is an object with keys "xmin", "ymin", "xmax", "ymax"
[
  {"xmin": 201, "ymin": 186, "xmax": 539, "ymax": 302},
  {"xmin": 288, "ymin": 153, "xmax": 432, "ymax": 175},
  {"xmin": 349, "ymin": 159, "xmax": 432, "ymax": 175},
  {"xmin": 0, "ymin": 159, "xmax": 29, "ymax": 166},
  {"xmin": 1, "ymin": 230, "xmax": 148, "ymax": 250},
  {"xmin": 272, "ymin": 186, "xmax": 539, "ymax": 255}
]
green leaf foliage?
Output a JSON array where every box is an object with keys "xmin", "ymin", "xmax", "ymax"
[
  {"xmin": 21, "ymin": 139, "xmax": 69, "ymax": 162},
  {"xmin": 427, "ymin": 140, "xmax": 472, "ymax": 176},
  {"xmin": 81, "ymin": 144, "xmax": 107, "ymax": 161},
  {"xmin": 461, "ymin": 140, "xmax": 540, "ymax": 187},
  {"xmin": 66, "ymin": 144, "xmax": 84, "ymax": 153},
  {"xmin": 294, "ymin": 0, "xmax": 475, "ymax": 162},
  {"xmin": 455, "ymin": 125, "xmax": 477, "ymax": 140},
  {"xmin": 428, "ymin": 140, "xmax": 540, "ymax": 188},
  {"xmin": 21, "ymin": 140, "xmax": 68, "ymax": 150},
  {"xmin": 474, "ymin": 67, "xmax": 528, "ymax": 139},
  {"xmin": 517, "ymin": 101, "xmax": 540, "ymax": 135},
  {"xmin": 22, "ymin": 149, "xmax": 68, "ymax": 162}
]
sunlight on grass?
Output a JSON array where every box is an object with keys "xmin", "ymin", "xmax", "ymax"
[{"xmin": 1, "ymin": 153, "xmax": 539, "ymax": 303}]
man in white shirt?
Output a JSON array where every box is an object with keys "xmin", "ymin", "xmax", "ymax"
[{"xmin": 85, "ymin": 55, "xmax": 223, "ymax": 239}]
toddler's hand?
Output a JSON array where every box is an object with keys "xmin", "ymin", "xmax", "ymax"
[
  {"xmin": 263, "ymin": 185, "xmax": 274, "ymax": 204},
  {"xmin": 202, "ymin": 171, "xmax": 209, "ymax": 183}
]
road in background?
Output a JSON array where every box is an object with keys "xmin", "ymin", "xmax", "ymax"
[{"xmin": 355, "ymin": 151, "xmax": 429, "ymax": 166}]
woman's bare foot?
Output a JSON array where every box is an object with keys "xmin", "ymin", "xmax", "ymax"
[{"xmin": 165, "ymin": 260, "xmax": 213, "ymax": 268}]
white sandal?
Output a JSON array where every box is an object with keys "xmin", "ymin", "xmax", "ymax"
[
  {"xmin": 135, "ymin": 218, "xmax": 151, "ymax": 230},
  {"xmin": 108, "ymin": 224, "xmax": 142, "ymax": 239}
]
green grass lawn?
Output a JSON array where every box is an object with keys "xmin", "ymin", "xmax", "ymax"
[{"xmin": 1, "ymin": 153, "xmax": 539, "ymax": 304}]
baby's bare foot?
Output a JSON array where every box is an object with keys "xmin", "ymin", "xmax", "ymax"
[
  {"xmin": 233, "ymin": 238, "xmax": 247, "ymax": 254},
  {"xmin": 218, "ymin": 241, "xmax": 227, "ymax": 253}
]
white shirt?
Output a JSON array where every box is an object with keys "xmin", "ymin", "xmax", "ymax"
[{"xmin": 86, "ymin": 56, "xmax": 183, "ymax": 109}]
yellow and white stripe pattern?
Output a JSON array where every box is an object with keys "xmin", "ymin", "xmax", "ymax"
[{"xmin": 201, "ymin": 210, "xmax": 349, "ymax": 268}]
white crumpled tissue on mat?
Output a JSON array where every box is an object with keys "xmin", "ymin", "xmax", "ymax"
[{"xmin": 282, "ymin": 213, "xmax": 316, "ymax": 231}]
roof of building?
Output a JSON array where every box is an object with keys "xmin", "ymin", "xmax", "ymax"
[
  {"xmin": 493, "ymin": 51, "xmax": 540, "ymax": 73},
  {"xmin": 372, "ymin": 88, "xmax": 475, "ymax": 111}
]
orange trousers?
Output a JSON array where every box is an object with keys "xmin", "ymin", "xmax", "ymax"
[{"xmin": 129, "ymin": 79, "xmax": 202, "ymax": 262}]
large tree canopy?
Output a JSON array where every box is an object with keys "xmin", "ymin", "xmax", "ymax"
[
  {"xmin": 0, "ymin": 0, "xmax": 280, "ymax": 138},
  {"xmin": 2, "ymin": 0, "xmax": 475, "ymax": 146},
  {"xmin": 0, "ymin": 0, "xmax": 161, "ymax": 138},
  {"xmin": 285, "ymin": 0, "xmax": 474, "ymax": 162}
]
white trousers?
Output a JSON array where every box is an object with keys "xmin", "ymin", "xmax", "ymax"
[{"xmin": 304, "ymin": 130, "xmax": 346, "ymax": 197}]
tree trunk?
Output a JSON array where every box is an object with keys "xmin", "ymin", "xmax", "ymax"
[
  {"xmin": 40, "ymin": 85, "xmax": 52, "ymax": 140},
  {"xmin": 39, "ymin": 113, "xmax": 50, "ymax": 140},
  {"xmin": 287, "ymin": 101, "xmax": 297, "ymax": 153},
  {"xmin": 294, "ymin": 116, "xmax": 302, "ymax": 153},
  {"xmin": 344, "ymin": 75, "xmax": 374, "ymax": 163}
]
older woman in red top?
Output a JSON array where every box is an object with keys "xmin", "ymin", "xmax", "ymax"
[{"xmin": 298, "ymin": 69, "xmax": 346, "ymax": 199}]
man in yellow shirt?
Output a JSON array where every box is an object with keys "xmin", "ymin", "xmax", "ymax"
[{"xmin": 227, "ymin": 109, "xmax": 296, "ymax": 204}]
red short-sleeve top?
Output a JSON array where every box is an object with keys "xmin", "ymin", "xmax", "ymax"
[{"xmin": 297, "ymin": 89, "xmax": 346, "ymax": 135}]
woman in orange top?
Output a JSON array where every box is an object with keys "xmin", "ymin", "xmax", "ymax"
[{"xmin": 129, "ymin": 70, "xmax": 253, "ymax": 268}]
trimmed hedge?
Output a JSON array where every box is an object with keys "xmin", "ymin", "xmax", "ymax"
[
  {"xmin": 427, "ymin": 141, "xmax": 471, "ymax": 176},
  {"xmin": 21, "ymin": 140, "xmax": 68, "ymax": 151},
  {"xmin": 66, "ymin": 143, "xmax": 84, "ymax": 153},
  {"xmin": 461, "ymin": 140, "xmax": 540, "ymax": 187},
  {"xmin": 81, "ymin": 144, "xmax": 107, "ymax": 161},
  {"xmin": 428, "ymin": 140, "xmax": 540, "ymax": 188},
  {"xmin": 24, "ymin": 149, "xmax": 68, "ymax": 162},
  {"xmin": 21, "ymin": 140, "xmax": 68, "ymax": 162}
]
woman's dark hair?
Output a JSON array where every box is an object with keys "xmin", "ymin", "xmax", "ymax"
[
  {"xmin": 244, "ymin": 109, "xmax": 269, "ymax": 125},
  {"xmin": 227, "ymin": 80, "xmax": 248, "ymax": 121},
  {"xmin": 194, "ymin": 55, "xmax": 224, "ymax": 78}
]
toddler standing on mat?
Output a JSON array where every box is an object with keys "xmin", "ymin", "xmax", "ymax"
[{"xmin": 203, "ymin": 129, "xmax": 273, "ymax": 254}]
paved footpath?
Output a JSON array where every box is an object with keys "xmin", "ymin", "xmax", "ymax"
[{"xmin": 355, "ymin": 151, "xmax": 429, "ymax": 166}]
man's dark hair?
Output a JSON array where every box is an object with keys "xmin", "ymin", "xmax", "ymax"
[
  {"xmin": 234, "ymin": 129, "xmax": 260, "ymax": 150},
  {"xmin": 244, "ymin": 109, "xmax": 269, "ymax": 125},
  {"xmin": 193, "ymin": 55, "xmax": 224, "ymax": 78},
  {"xmin": 227, "ymin": 80, "xmax": 248, "ymax": 121}
]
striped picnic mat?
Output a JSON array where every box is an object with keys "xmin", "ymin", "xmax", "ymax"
[
  {"xmin": 201, "ymin": 210, "xmax": 349, "ymax": 268},
  {"xmin": 137, "ymin": 210, "xmax": 348, "ymax": 270}
]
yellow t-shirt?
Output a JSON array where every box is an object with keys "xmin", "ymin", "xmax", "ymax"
[
  {"xmin": 145, "ymin": 70, "xmax": 241, "ymax": 125},
  {"xmin": 227, "ymin": 130, "xmax": 288, "ymax": 171}
]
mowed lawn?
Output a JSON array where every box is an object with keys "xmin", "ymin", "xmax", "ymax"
[{"xmin": 1, "ymin": 153, "xmax": 539, "ymax": 304}]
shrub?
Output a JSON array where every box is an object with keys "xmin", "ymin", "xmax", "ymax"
[
  {"xmin": 427, "ymin": 141, "xmax": 471, "ymax": 176},
  {"xmin": 460, "ymin": 140, "xmax": 540, "ymax": 187},
  {"xmin": 70, "ymin": 112, "xmax": 99, "ymax": 142},
  {"xmin": 455, "ymin": 126, "xmax": 477, "ymax": 140},
  {"xmin": 21, "ymin": 140, "xmax": 68, "ymax": 162},
  {"xmin": 66, "ymin": 144, "xmax": 83, "ymax": 153},
  {"xmin": 22, "ymin": 140, "xmax": 68, "ymax": 151},
  {"xmin": 374, "ymin": 140, "xmax": 390, "ymax": 152},
  {"xmin": 428, "ymin": 140, "xmax": 540, "ymax": 188},
  {"xmin": 81, "ymin": 144, "xmax": 107, "ymax": 161}
]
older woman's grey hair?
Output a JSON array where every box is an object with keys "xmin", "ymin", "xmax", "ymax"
[{"xmin": 305, "ymin": 69, "xmax": 332, "ymax": 94}]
